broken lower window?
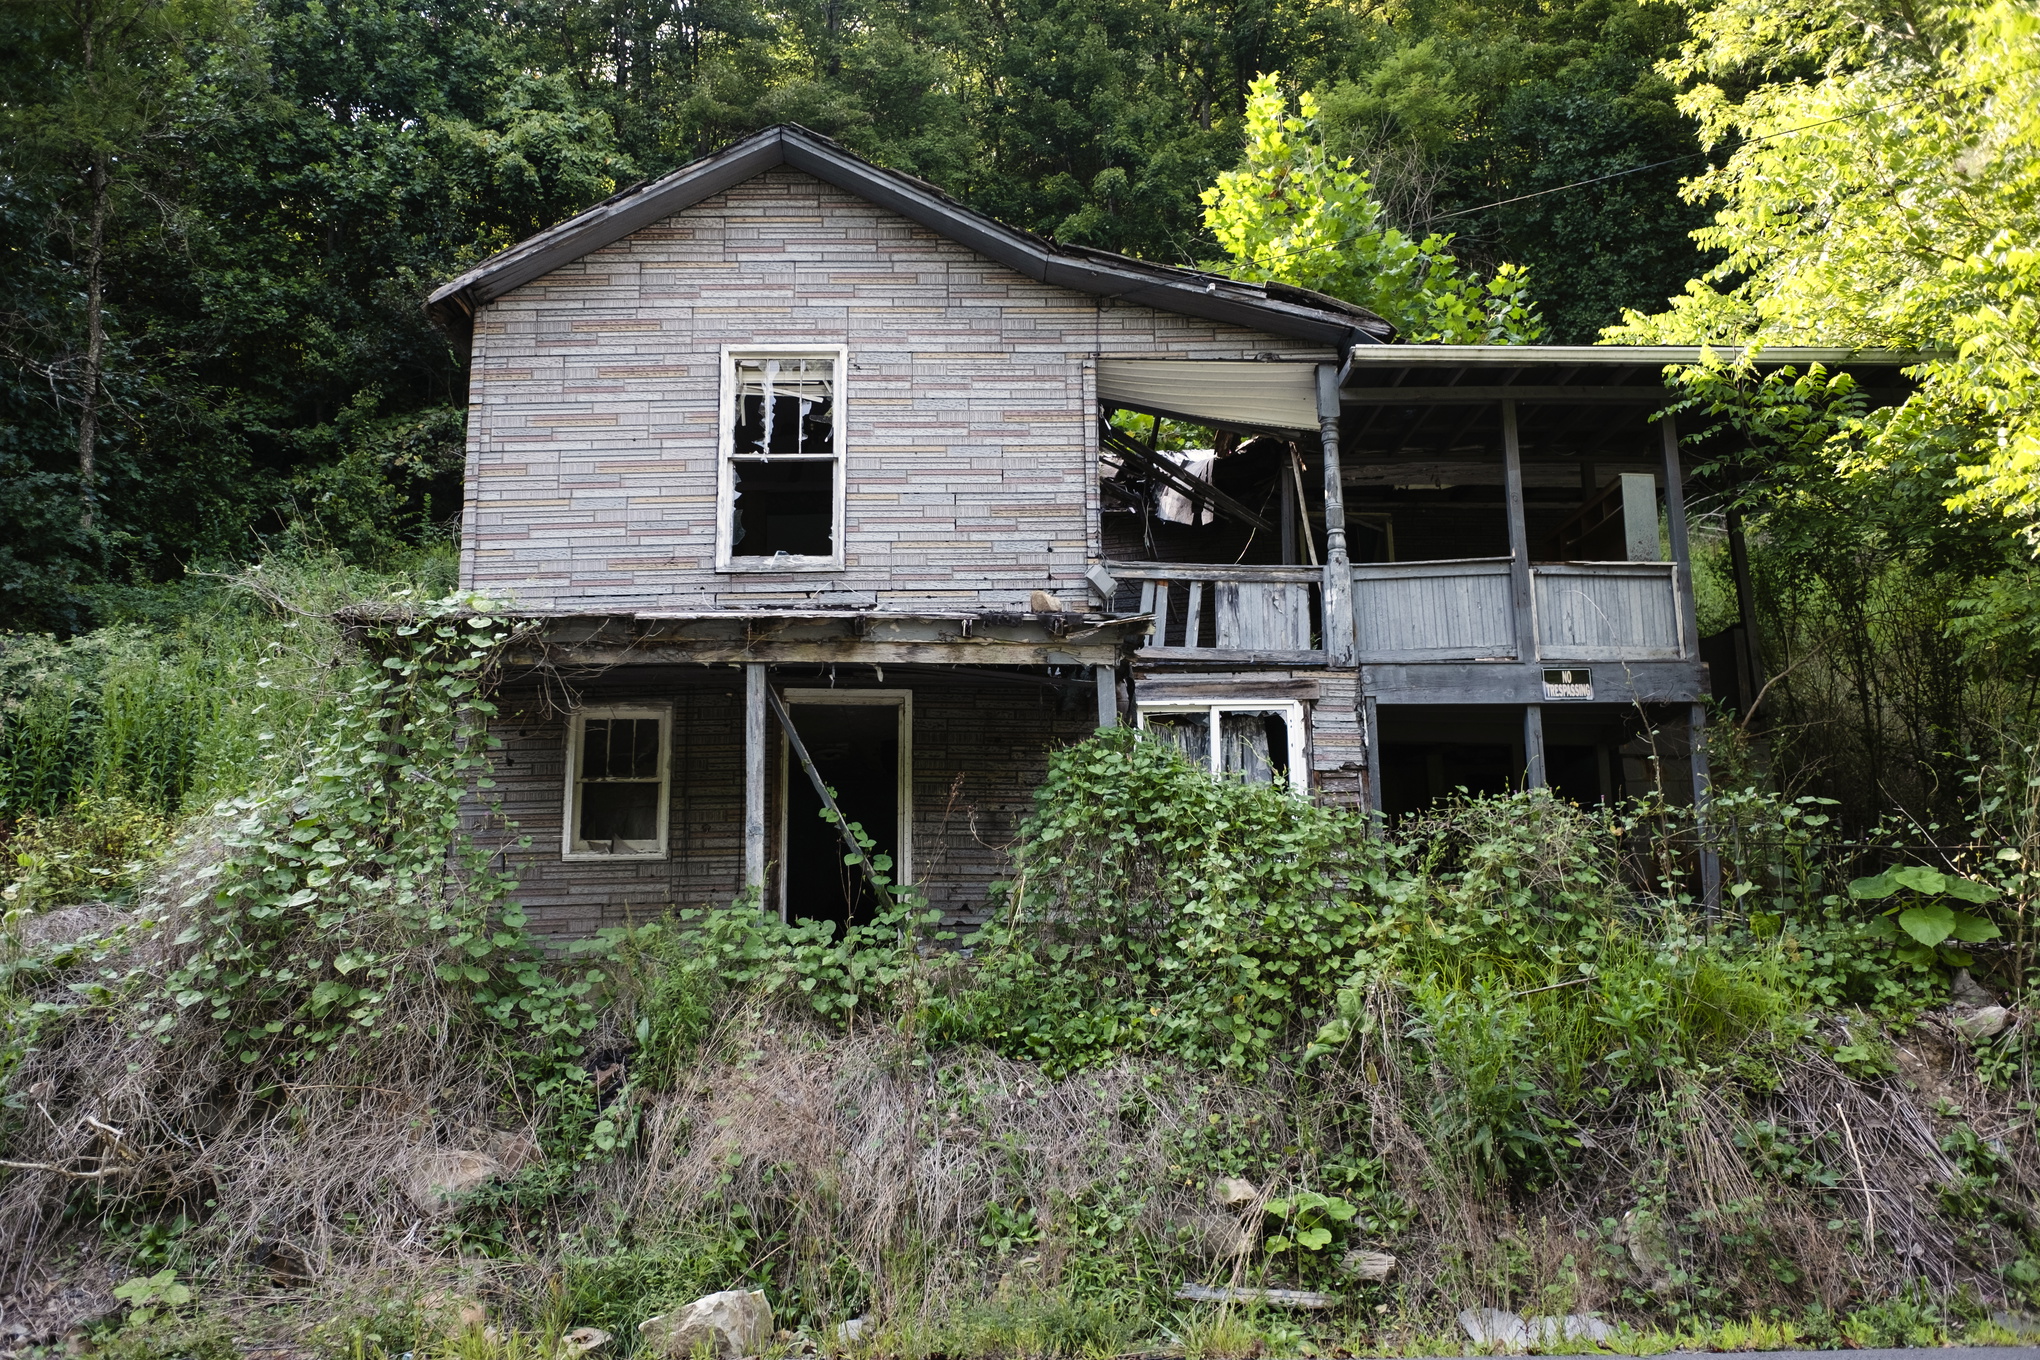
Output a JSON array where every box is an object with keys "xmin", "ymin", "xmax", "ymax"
[
  {"xmin": 568, "ymin": 708, "xmax": 669, "ymax": 856},
  {"xmin": 1144, "ymin": 711, "xmax": 1212, "ymax": 768},
  {"xmin": 731, "ymin": 460, "xmax": 834, "ymax": 557},
  {"xmin": 1220, "ymin": 710, "xmax": 1292, "ymax": 785},
  {"xmin": 1139, "ymin": 702, "xmax": 1306, "ymax": 791},
  {"xmin": 724, "ymin": 351, "xmax": 841, "ymax": 564}
]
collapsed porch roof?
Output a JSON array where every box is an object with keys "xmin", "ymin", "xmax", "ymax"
[{"xmin": 502, "ymin": 609, "xmax": 1149, "ymax": 668}]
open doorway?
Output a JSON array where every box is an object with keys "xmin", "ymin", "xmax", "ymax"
[{"xmin": 779, "ymin": 691, "xmax": 912, "ymax": 932}]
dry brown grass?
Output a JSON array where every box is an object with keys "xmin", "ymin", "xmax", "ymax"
[
  {"xmin": 6, "ymin": 894, "xmax": 2040, "ymax": 1338},
  {"xmin": 0, "ymin": 824, "xmax": 548, "ymax": 1294}
]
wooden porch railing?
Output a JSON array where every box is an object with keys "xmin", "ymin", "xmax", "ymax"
[
  {"xmin": 1351, "ymin": 557, "xmax": 1683, "ymax": 664},
  {"xmin": 1104, "ymin": 562, "xmax": 1325, "ymax": 665}
]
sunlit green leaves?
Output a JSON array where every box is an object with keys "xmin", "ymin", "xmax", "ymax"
[
  {"xmin": 1610, "ymin": 0, "xmax": 2040, "ymax": 540},
  {"xmin": 1200, "ymin": 74, "xmax": 1544, "ymax": 344}
]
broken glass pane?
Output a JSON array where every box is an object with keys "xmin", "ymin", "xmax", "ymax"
[
  {"xmin": 731, "ymin": 356, "xmax": 835, "ymax": 455},
  {"xmin": 577, "ymin": 716, "xmax": 663, "ymax": 852},
  {"xmin": 581, "ymin": 718, "xmax": 661, "ymax": 779},
  {"xmin": 1145, "ymin": 711, "xmax": 1211, "ymax": 769},
  {"xmin": 1220, "ymin": 710, "xmax": 1291, "ymax": 785},
  {"xmin": 731, "ymin": 460, "xmax": 834, "ymax": 557}
]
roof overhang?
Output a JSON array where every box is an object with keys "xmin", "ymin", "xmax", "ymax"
[
  {"xmin": 426, "ymin": 124, "xmax": 1392, "ymax": 352},
  {"xmin": 1337, "ymin": 344, "xmax": 1925, "ymax": 459}
]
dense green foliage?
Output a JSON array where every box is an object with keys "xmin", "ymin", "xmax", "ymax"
[
  {"xmin": 935, "ymin": 729, "xmax": 1390, "ymax": 1074},
  {"xmin": 1610, "ymin": 0, "xmax": 2040, "ymax": 538},
  {"xmin": 0, "ymin": 588, "xmax": 631, "ymax": 1289},
  {"xmin": 0, "ymin": 0, "xmax": 1712, "ymax": 630},
  {"xmin": 3, "ymin": 568, "xmax": 2038, "ymax": 1346},
  {"xmin": 1598, "ymin": 0, "xmax": 2040, "ymax": 820}
]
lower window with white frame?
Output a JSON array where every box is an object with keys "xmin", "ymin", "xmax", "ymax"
[
  {"xmin": 563, "ymin": 706, "xmax": 671, "ymax": 857},
  {"xmin": 1137, "ymin": 700, "xmax": 1308, "ymax": 791}
]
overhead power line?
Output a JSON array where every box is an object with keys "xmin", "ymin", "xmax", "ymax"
[{"xmin": 1424, "ymin": 90, "xmax": 1937, "ymax": 224}]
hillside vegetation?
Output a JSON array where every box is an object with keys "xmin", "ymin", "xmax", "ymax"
[{"xmin": 4, "ymin": 569, "xmax": 2040, "ymax": 1356}]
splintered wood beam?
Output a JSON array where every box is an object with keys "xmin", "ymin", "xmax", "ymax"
[
  {"xmin": 1174, "ymin": 1284, "xmax": 1338, "ymax": 1310},
  {"xmin": 1099, "ymin": 424, "xmax": 1274, "ymax": 532}
]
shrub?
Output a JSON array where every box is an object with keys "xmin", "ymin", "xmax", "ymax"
[{"xmin": 936, "ymin": 727, "xmax": 1393, "ymax": 1074}]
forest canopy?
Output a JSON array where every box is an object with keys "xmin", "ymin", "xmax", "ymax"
[{"xmin": 1, "ymin": 0, "xmax": 1713, "ymax": 631}]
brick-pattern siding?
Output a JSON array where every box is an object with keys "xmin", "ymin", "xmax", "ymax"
[{"xmin": 461, "ymin": 167, "xmax": 1333, "ymax": 614}]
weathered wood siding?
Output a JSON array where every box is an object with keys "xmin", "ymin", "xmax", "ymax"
[
  {"xmin": 480, "ymin": 667, "xmax": 1099, "ymax": 938},
  {"xmin": 460, "ymin": 167, "xmax": 1331, "ymax": 614}
]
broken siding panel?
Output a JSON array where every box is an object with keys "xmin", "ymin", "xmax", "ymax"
[
  {"xmin": 466, "ymin": 168, "xmax": 1326, "ymax": 614},
  {"xmin": 1310, "ymin": 670, "xmax": 1368, "ymax": 807}
]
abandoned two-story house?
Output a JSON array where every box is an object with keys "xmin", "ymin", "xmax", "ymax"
[{"xmin": 425, "ymin": 124, "xmax": 1913, "ymax": 938}]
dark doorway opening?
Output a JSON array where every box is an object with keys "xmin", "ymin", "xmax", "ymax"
[
  {"xmin": 1547, "ymin": 743, "xmax": 1610, "ymax": 806},
  {"xmin": 1379, "ymin": 742, "xmax": 1518, "ymax": 816},
  {"xmin": 784, "ymin": 702, "xmax": 901, "ymax": 934}
]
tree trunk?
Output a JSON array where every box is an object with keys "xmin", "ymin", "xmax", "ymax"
[{"xmin": 77, "ymin": 157, "xmax": 109, "ymax": 531}]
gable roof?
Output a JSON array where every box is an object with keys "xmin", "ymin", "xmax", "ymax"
[{"xmin": 424, "ymin": 123, "xmax": 1393, "ymax": 350}]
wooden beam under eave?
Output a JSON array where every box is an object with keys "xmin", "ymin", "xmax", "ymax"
[
  {"xmin": 520, "ymin": 641, "xmax": 1127, "ymax": 667},
  {"xmin": 1341, "ymin": 385, "xmax": 1673, "ymax": 405}
]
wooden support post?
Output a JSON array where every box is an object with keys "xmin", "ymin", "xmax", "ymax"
[
  {"xmin": 744, "ymin": 662, "xmax": 767, "ymax": 899},
  {"xmin": 1363, "ymin": 694, "xmax": 1383, "ymax": 816},
  {"xmin": 1691, "ymin": 701, "xmax": 1721, "ymax": 915},
  {"xmin": 1318, "ymin": 366, "xmax": 1357, "ymax": 665},
  {"xmin": 1726, "ymin": 505, "xmax": 1766, "ymax": 709},
  {"xmin": 1501, "ymin": 401, "xmax": 1536, "ymax": 663},
  {"xmin": 1095, "ymin": 664, "xmax": 1117, "ymax": 729},
  {"xmin": 1660, "ymin": 415, "xmax": 1703, "ymax": 662},
  {"xmin": 1523, "ymin": 703, "xmax": 1547, "ymax": 789}
]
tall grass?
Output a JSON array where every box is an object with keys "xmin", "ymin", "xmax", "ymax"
[{"xmin": 0, "ymin": 551, "xmax": 457, "ymax": 823}]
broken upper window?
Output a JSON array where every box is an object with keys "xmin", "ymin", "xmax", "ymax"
[
  {"xmin": 1138, "ymin": 701, "xmax": 1307, "ymax": 792},
  {"xmin": 721, "ymin": 350, "xmax": 844, "ymax": 568},
  {"xmin": 566, "ymin": 707, "xmax": 669, "ymax": 857}
]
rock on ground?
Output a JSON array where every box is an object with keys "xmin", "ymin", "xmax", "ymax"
[
  {"xmin": 405, "ymin": 1149, "xmax": 506, "ymax": 1215},
  {"xmin": 1458, "ymin": 1308, "xmax": 1612, "ymax": 1349},
  {"xmin": 639, "ymin": 1290, "xmax": 775, "ymax": 1360},
  {"xmin": 1338, "ymin": 1249, "xmax": 1397, "ymax": 1281}
]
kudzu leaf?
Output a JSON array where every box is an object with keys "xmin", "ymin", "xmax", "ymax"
[
  {"xmin": 1896, "ymin": 903, "xmax": 1955, "ymax": 947},
  {"xmin": 1948, "ymin": 910, "xmax": 2002, "ymax": 943},
  {"xmin": 1891, "ymin": 865, "xmax": 1950, "ymax": 894}
]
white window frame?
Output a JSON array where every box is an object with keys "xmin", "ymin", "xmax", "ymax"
[
  {"xmin": 776, "ymin": 689, "xmax": 913, "ymax": 921},
  {"xmin": 1136, "ymin": 700, "xmax": 1310, "ymax": 793},
  {"xmin": 561, "ymin": 704, "xmax": 672, "ymax": 859},
  {"xmin": 716, "ymin": 345, "xmax": 848, "ymax": 572}
]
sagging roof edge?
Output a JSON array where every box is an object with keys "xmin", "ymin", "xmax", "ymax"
[
  {"xmin": 1341, "ymin": 344, "xmax": 1933, "ymax": 370},
  {"xmin": 422, "ymin": 123, "xmax": 1393, "ymax": 350}
]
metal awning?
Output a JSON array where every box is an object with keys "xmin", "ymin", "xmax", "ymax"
[{"xmin": 1098, "ymin": 359, "xmax": 1320, "ymax": 432}]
